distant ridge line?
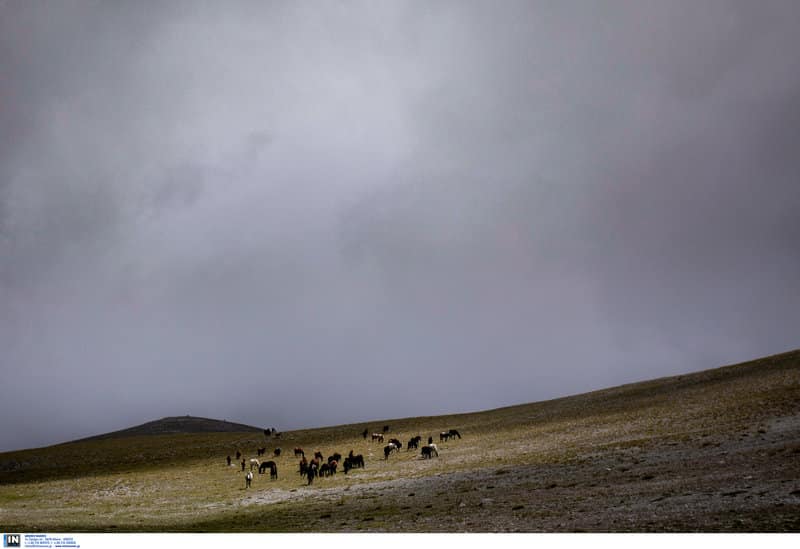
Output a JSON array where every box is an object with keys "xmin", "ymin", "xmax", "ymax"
[{"xmin": 75, "ymin": 415, "xmax": 264, "ymax": 442}]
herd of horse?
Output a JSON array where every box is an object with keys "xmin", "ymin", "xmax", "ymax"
[{"xmin": 236, "ymin": 427, "xmax": 462, "ymax": 488}]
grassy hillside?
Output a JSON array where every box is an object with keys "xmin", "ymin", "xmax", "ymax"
[{"xmin": 1, "ymin": 349, "xmax": 798, "ymax": 532}]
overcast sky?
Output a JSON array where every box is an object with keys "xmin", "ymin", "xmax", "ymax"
[{"xmin": 1, "ymin": 1, "xmax": 799, "ymax": 452}]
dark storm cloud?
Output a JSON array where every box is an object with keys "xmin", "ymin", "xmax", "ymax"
[{"xmin": 1, "ymin": 1, "xmax": 799, "ymax": 451}]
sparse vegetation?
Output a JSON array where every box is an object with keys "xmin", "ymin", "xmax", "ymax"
[{"xmin": 1, "ymin": 349, "xmax": 799, "ymax": 532}]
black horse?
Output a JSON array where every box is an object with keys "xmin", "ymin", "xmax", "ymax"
[
  {"xmin": 384, "ymin": 443, "xmax": 400, "ymax": 460},
  {"xmin": 421, "ymin": 445, "xmax": 439, "ymax": 459},
  {"xmin": 382, "ymin": 425, "xmax": 390, "ymax": 433},
  {"xmin": 407, "ymin": 436, "xmax": 422, "ymax": 451},
  {"xmin": 388, "ymin": 438, "xmax": 402, "ymax": 449},
  {"xmin": 448, "ymin": 429, "xmax": 462, "ymax": 439},
  {"xmin": 343, "ymin": 454, "xmax": 364, "ymax": 474},
  {"xmin": 259, "ymin": 460, "xmax": 278, "ymax": 479},
  {"xmin": 298, "ymin": 457, "xmax": 308, "ymax": 476},
  {"xmin": 361, "ymin": 428, "xmax": 369, "ymax": 439},
  {"xmin": 306, "ymin": 460, "xmax": 319, "ymax": 485},
  {"xmin": 274, "ymin": 448, "xmax": 282, "ymax": 457},
  {"xmin": 328, "ymin": 453, "xmax": 342, "ymax": 464}
]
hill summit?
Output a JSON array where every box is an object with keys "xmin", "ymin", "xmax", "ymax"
[{"xmin": 79, "ymin": 415, "xmax": 264, "ymax": 441}]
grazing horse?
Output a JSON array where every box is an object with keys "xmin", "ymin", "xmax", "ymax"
[
  {"xmin": 307, "ymin": 460, "xmax": 319, "ymax": 485},
  {"xmin": 383, "ymin": 425, "xmax": 390, "ymax": 433},
  {"xmin": 314, "ymin": 451, "xmax": 324, "ymax": 461},
  {"xmin": 294, "ymin": 447, "xmax": 305, "ymax": 458},
  {"xmin": 440, "ymin": 431, "xmax": 451, "ymax": 442},
  {"xmin": 259, "ymin": 460, "xmax": 278, "ymax": 480},
  {"xmin": 249, "ymin": 458, "xmax": 260, "ymax": 471},
  {"xmin": 371, "ymin": 433, "xmax": 384, "ymax": 442},
  {"xmin": 319, "ymin": 462, "xmax": 331, "ymax": 477},
  {"xmin": 421, "ymin": 444, "xmax": 439, "ymax": 459},
  {"xmin": 383, "ymin": 443, "xmax": 399, "ymax": 460},
  {"xmin": 245, "ymin": 471, "xmax": 253, "ymax": 488},
  {"xmin": 448, "ymin": 429, "xmax": 462, "ymax": 439},
  {"xmin": 407, "ymin": 436, "xmax": 422, "ymax": 451},
  {"xmin": 328, "ymin": 460, "xmax": 338, "ymax": 475},
  {"xmin": 388, "ymin": 438, "xmax": 402, "ymax": 449},
  {"xmin": 343, "ymin": 454, "xmax": 364, "ymax": 474},
  {"xmin": 274, "ymin": 448, "xmax": 282, "ymax": 457},
  {"xmin": 298, "ymin": 456, "xmax": 308, "ymax": 477},
  {"xmin": 257, "ymin": 447, "xmax": 266, "ymax": 456},
  {"xmin": 362, "ymin": 428, "xmax": 369, "ymax": 439},
  {"xmin": 328, "ymin": 453, "xmax": 342, "ymax": 465}
]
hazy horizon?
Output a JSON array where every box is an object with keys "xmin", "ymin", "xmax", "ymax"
[{"xmin": 2, "ymin": 1, "xmax": 799, "ymax": 453}]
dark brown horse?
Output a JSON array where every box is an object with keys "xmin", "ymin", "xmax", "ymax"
[
  {"xmin": 259, "ymin": 460, "xmax": 278, "ymax": 479},
  {"xmin": 343, "ymin": 454, "xmax": 364, "ymax": 473},
  {"xmin": 298, "ymin": 456, "xmax": 308, "ymax": 476}
]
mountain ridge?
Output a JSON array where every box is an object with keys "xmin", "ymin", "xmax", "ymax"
[{"xmin": 75, "ymin": 415, "xmax": 264, "ymax": 442}]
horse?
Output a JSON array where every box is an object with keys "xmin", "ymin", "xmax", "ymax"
[
  {"xmin": 314, "ymin": 450, "xmax": 324, "ymax": 461},
  {"xmin": 361, "ymin": 428, "xmax": 368, "ymax": 439},
  {"xmin": 407, "ymin": 436, "xmax": 422, "ymax": 451},
  {"xmin": 371, "ymin": 433, "xmax": 384, "ymax": 442},
  {"xmin": 388, "ymin": 438, "xmax": 402, "ymax": 449},
  {"xmin": 439, "ymin": 431, "xmax": 451, "ymax": 442},
  {"xmin": 259, "ymin": 460, "xmax": 278, "ymax": 479},
  {"xmin": 328, "ymin": 453, "xmax": 342, "ymax": 465},
  {"xmin": 264, "ymin": 429, "xmax": 271, "ymax": 438},
  {"xmin": 274, "ymin": 448, "xmax": 282, "ymax": 457},
  {"xmin": 249, "ymin": 458, "xmax": 260, "ymax": 471},
  {"xmin": 448, "ymin": 429, "xmax": 462, "ymax": 439},
  {"xmin": 343, "ymin": 454, "xmax": 364, "ymax": 474},
  {"xmin": 384, "ymin": 443, "xmax": 399, "ymax": 460},
  {"xmin": 319, "ymin": 462, "xmax": 331, "ymax": 477},
  {"xmin": 257, "ymin": 447, "xmax": 266, "ymax": 456},
  {"xmin": 307, "ymin": 460, "xmax": 319, "ymax": 485},
  {"xmin": 298, "ymin": 456, "xmax": 308, "ymax": 477},
  {"xmin": 383, "ymin": 425, "xmax": 390, "ymax": 433},
  {"xmin": 235, "ymin": 450, "xmax": 242, "ymax": 460},
  {"xmin": 328, "ymin": 460, "xmax": 337, "ymax": 475},
  {"xmin": 294, "ymin": 447, "xmax": 305, "ymax": 458},
  {"xmin": 421, "ymin": 444, "xmax": 439, "ymax": 459}
]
